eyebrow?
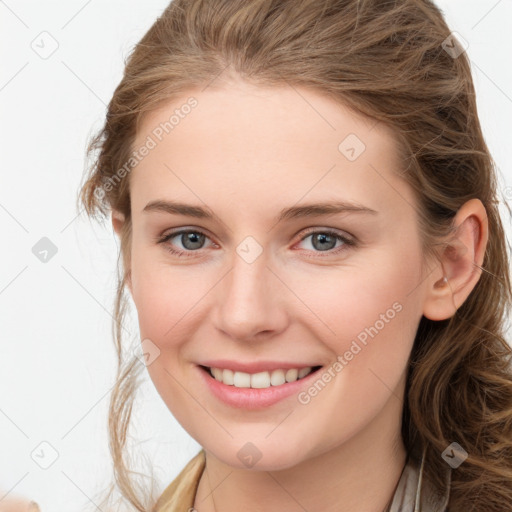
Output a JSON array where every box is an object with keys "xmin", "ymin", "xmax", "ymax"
[{"xmin": 143, "ymin": 199, "xmax": 378, "ymax": 222}]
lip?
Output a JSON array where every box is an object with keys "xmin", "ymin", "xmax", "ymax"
[
  {"xmin": 196, "ymin": 364, "xmax": 323, "ymax": 409},
  {"xmin": 198, "ymin": 359, "xmax": 322, "ymax": 373}
]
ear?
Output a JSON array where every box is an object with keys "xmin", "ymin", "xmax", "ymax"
[
  {"xmin": 111, "ymin": 209, "xmax": 133, "ymax": 294},
  {"xmin": 112, "ymin": 209, "xmax": 125, "ymax": 237},
  {"xmin": 422, "ymin": 198, "xmax": 489, "ymax": 321}
]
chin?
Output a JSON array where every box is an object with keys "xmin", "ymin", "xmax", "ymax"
[{"xmin": 206, "ymin": 439, "xmax": 309, "ymax": 472}]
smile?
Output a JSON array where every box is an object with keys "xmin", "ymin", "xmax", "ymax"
[
  {"xmin": 202, "ymin": 365, "xmax": 322, "ymax": 389},
  {"xmin": 197, "ymin": 363, "xmax": 324, "ymax": 409}
]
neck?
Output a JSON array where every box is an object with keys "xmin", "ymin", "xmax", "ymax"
[{"xmin": 193, "ymin": 388, "xmax": 407, "ymax": 512}]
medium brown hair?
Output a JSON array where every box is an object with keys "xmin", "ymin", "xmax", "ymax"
[{"xmin": 78, "ymin": 0, "xmax": 512, "ymax": 510}]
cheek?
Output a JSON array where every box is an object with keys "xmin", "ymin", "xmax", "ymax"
[
  {"xmin": 290, "ymin": 246, "xmax": 424, "ymax": 373},
  {"xmin": 286, "ymin": 249, "xmax": 424, "ymax": 450},
  {"xmin": 130, "ymin": 242, "xmax": 172, "ymax": 338},
  {"xmin": 129, "ymin": 245, "xmax": 216, "ymax": 354},
  {"xmin": 129, "ymin": 251, "xmax": 208, "ymax": 415},
  {"xmin": 131, "ymin": 267, "xmax": 194, "ymax": 343}
]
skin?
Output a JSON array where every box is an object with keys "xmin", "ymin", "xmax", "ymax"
[
  {"xmin": 0, "ymin": 494, "xmax": 40, "ymax": 512},
  {"xmin": 112, "ymin": 78, "xmax": 488, "ymax": 512}
]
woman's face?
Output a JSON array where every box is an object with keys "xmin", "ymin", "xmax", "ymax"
[{"xmin": 121, "ymin": 80, "xmax": 431, "ymax": 470}]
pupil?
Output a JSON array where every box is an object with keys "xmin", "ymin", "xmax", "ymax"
[
  {"xmin": 183, "ymin": 232, "xmax": 204, "ymax": 250},
  {"xmin": 313, "ymin": 233, "xmax": 335, "ymax": 251}
]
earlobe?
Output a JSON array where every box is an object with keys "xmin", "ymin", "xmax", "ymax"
[
  {"xmin": 422, "ymin": 198, "xmax": 489, "ymax": 321},
  {"xmin": 112, "ymin": 209, "xmax": 125, "ymax": 237},
  {"xmin": 423, "ymin": 272, "xmax": 457, "ymax": 321}
]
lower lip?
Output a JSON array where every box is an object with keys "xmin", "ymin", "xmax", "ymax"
[{"xmin": 197, "ymin": 365, "xmax": 323, "ymax": 409}]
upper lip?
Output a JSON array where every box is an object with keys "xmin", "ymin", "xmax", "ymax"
[{"xmin": 198, "ymin": 360, "xmax": 323, "ymax": 374}]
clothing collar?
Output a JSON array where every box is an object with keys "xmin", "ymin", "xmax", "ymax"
[
  {"xmin": 389, "ymin": 444, "xmax": 451, "ymax": 512},
  {"xmin": 153, "ymin": 445, "xmax": 451, "ymax": 512}
]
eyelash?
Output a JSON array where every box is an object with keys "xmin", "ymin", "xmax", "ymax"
[{"xmin": 155, "ymin": 228, "xmax": 357, "ymax": 259}]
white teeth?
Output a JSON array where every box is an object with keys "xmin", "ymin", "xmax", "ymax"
[
  {"xmin": 233, "ymin": 371, "xmax": 251, "ymax": 388},
  {"xmin": 270, "ymin": 369, "xmax": 286, "ymax": 386},
  {"xmin": 285, "ymin": 368, "xmax": 298, "ymax": 382},
  {"xmin": 298, "ymin": 367, "xmax": 311, "ymax": 379},
  {"xmin": 251, "ymin": 371, "xmax": 270, "ymax": 389},
  {"xmin": 208, "ymin": 366, "xmax": 315, "ymax": 388},
  {"xmin": 223, "ymin": 368, "xmax": 234, "ymax": 385}
]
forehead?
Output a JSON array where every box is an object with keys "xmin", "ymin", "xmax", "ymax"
[{"xmin": 129, "ymin": 82, "xmax": 414, "ymax": 219}]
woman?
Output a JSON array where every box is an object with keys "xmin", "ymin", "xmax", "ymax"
[{"xmin": 78, "ymin": 0, "xmax": 512, "ymax": 511}]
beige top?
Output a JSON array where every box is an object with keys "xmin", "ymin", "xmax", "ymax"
[{"xmin": 153, "ymin": 445, "xmax": 451, "ymax": 512}]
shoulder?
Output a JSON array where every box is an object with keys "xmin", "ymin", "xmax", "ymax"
[{"xmin": 152, "ymin": 449, "xmax": 206, "ymax": 512}]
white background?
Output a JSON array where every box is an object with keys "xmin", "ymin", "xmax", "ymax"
[{"xmin": 1, "ymin": 1, "xmax": 511, "ymax": 511}]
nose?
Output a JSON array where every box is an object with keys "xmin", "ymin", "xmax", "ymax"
[{"xmin": 213, "ymin": 246, "xmax": 289, "ymax": 342}]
